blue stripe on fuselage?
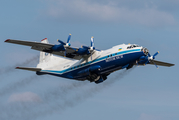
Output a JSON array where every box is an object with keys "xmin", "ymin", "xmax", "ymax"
[{"xmin": 41, "ymin": 49, "xmax": 142, "ymax": 76}]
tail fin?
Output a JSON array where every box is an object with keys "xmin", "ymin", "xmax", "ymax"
[{"xmin": 39, "ymin": 38, "xmax": 52, "ymax": 63}]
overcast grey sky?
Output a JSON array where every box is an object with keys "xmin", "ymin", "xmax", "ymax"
[{"xmin": 0, "ymin": 0, "xmax": 178, "ymax": 120}]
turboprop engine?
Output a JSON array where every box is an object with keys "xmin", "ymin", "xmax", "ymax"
[{"xmin": 51, "ymin": 34, "xmax": 71, "ymax": 56}]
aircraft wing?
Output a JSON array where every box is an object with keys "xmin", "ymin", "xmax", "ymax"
[
  {"xmin": 5, "ymin": 39, "xmax": 82, "ymax": 60},
  {"xmin": 149, "ymin": 60, "xmax": 174, "ymax": 67},
  {"xmin": 5, "ymin": 39, "xmax": 54, "ymax": 48}
]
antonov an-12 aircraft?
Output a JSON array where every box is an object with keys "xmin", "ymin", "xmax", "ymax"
[{"xmin": 5, "ymin": 34, "xmax": 174, "ymax": 84}]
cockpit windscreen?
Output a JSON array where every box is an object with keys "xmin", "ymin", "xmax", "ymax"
[{"xmin": 127, "ymin": 44, "xmax": 140, "ymax": 49}]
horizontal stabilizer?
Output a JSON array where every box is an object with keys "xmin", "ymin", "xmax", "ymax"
[
  {"xmin": 149, "ymin": 60, "xmax": 174, "ymax": 67},
  {"xmin": 16, "ymin": 67, "xmax": 41, "ymax": 71}
]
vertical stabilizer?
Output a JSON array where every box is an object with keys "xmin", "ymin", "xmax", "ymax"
[{"xmin": 39, "ymin": 38, "xmax": 52, "ymax": 63}]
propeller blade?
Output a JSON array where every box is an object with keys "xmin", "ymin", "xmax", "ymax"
[
  {"xmin": 151, "ymin": 60, "xmax": 159, "ymax": 69},
  {"xmin": 153, "ymin": 51, "xmax": 159, "ymax": 57},
  {"xmin": 148, "ymin": 52, "xmax": 151, "ymax": 57},
  {"xmin": 57, "ymin": 39, "xmax": 66, "ymax": 45},
  {"xmin": 90, "ymin": 37, "xmax": 95, "ymax": 60},
  {"xmin": 90, "ymin": 36, "xmax": 95, "ymax": 51},
  {"xmin": 91, "ymin": 36, "xmax": 94, "ymax": 48},
  {"xmin": 67, "ymin": 34, "xmax": 71, "ymax": 43}
]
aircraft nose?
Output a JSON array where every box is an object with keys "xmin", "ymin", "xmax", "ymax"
[{"xmin": 141, "ymin": 47, "xmax": 149, "ymax": 56}]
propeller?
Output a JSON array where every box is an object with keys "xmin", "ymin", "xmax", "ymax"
[
  {"xmin": 145, "ymin": 51, "xmax": 159, "ymax": 68},
  {"xmin": 90, "ymin": 36, "xmax": 95, "ymax": 60},
  {"xmin": 90, "ymin": 36, "xmax": 95, "ymax": 50},
  {"xmin": 57, "ymin": 34, "xmax": 71, "ymax": 47},
  {"xmin": 137, "ymin": 51, "xmax": 159, "ymax": 68},
  {"xmin": 75, "ymin": 36, "xmax": 95, "ymax": 58},
  {"xmin": 57, "ymin": 34, "xmax": 71, "ymax": 57},
  {"xmin": 66, "ymin": 34, "xmax": 71, "ymax": 47}
]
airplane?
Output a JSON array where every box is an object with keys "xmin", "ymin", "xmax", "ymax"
[{"xmin": 5, "ymin": 34, "xmax": 174, "ymax": 84}]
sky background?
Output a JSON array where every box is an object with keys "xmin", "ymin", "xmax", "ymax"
[{"xmin": 0, "ymin": 0, "xmax": 178, "ymax": 120}]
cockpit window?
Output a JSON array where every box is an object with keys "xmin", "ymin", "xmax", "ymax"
[{"xmin": 127, "ymin": 44, "xmax": 140, "ymax": 49}]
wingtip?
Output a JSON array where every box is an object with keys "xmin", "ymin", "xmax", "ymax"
[
  {"xmin": 16, "ymin": 67, "xmax": 19, "ymax": 69},
  {"xmin": 5, "ymin": 39, "xmax": 10, "ymax": 42}
]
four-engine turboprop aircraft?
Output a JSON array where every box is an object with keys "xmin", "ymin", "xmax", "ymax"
[{"xmin": 5, "ymin": 34, "xmax": 174, "ymax": 83}]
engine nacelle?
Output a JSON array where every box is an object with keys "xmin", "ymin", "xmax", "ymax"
[
  {"xmin": 76, "ymin": 47, "xmax": 90, "ymax": 55},
  {"xmin": 51, "ymin": 44, "xmax": 65, "ymax": 51},
  {"xmin": 139, "ymin": 56, "xmax": 146, "ymax": 60},
  {"xmin": 138, "ymin": 57, "xmax": 148, "ymax": 64}
]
